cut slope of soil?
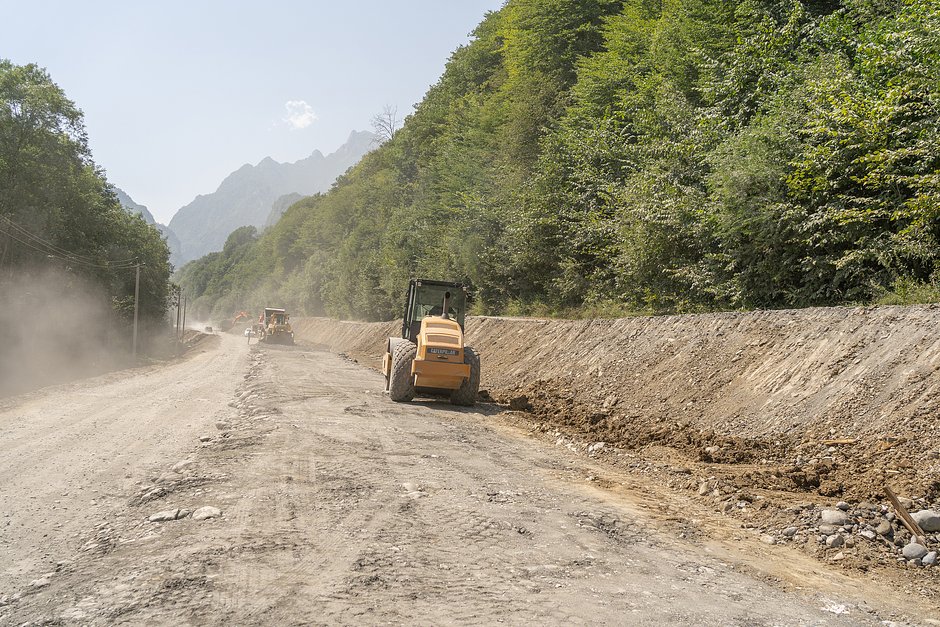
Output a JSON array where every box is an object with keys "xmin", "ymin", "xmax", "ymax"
[{"xmin": 292, "ymin": 306, "xmax": 940, "ymax": 506}]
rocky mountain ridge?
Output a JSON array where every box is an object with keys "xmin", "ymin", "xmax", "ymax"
[
  {"xmin": 168, "ymin": 130, "xmax": 375, "ymax": 263},
  {"xmin": 114, "ymin": 187, "xmax": 183, "ymax": 267}
]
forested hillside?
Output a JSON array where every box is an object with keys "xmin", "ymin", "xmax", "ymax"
[
  {"xmin": 179, "ymin": 0, "xmax": 940, "ymax": 321},
  {"xmin": 0, "ymin": 61, "xmax": 171, "ymax": 325}
]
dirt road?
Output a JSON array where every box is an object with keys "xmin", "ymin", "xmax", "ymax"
[{"xmin": 0, "ymin": 333, "xmax": 932, "ymax": 624}]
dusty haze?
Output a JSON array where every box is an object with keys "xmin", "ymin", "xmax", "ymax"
[{"xmin": 0, "ymin": 269, "xmax": 125, "ymax": 397}]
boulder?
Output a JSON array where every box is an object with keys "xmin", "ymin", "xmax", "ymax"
[
  {"xmin": 192, "ymin": 506, "xmax": 221, "ymax": 521},
  {"xmin": 902, "ymin": 542, "xmax": 928, "ymax": 561},
  {"xmin": 911, "ymin": 510, "xmax": 940, "ymax": 533},
  {"xmin": 820, "ymin": 509, "xmax": 848, "ymax": 526}
]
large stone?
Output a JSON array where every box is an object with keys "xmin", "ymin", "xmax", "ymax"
[
  {"xmin": 923, "ymin": 551, "xmax": 938, "ymax": 566},
  {"xmin": 148, "ymin": 509, "xmax": 180, "ymax": 522},
  {"xmin": 172, "ymin": 460, "xmax": 194, "ymax": 473},
  {"xmin": 192, "ymin": 506, "xmax": 221, "ymax": 521},
  {"xmin": 825, "ymin": 534, "xmax": 844, "ymax": 549},
  {"xmin": 911, "ymin": 509, "xmax": 940, "ymax": 533},
  {"xmin": 820, "ymin": 509, "xmax": 848, "ymax": 526},
  {"xmin": 875, "ymin": 520, "xmax": 893, "ymax": 536},
  {"xmin": 902, "ymin": 542, "xmax": 928, "ymax": 561}
]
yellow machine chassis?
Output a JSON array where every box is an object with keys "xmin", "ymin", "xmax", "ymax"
[
  {"xmin": 383, "ymin": 317, "xmax": 471, "ymax": 392},
  {"xmin": 411, "ymin": 358, "xmax": 470, "ymax": 391}
]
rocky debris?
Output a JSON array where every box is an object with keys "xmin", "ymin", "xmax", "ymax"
[
  {"xmin": 701, "ymin": 494, "xmax": 940, "ymax": 570},
  {"xmin": 192, "ymin": 506, "xmax": 221, "ymax": 521},
  {"xmin": 27, "ymin": 578, "xmax": 50, "ymax": 590},
  {"xmin": 172, "ymin": 459, "xmax": 195, "ymax": 473},
  {"xmin": 132, "ymin": 485, "xmax": 168, "ymax": 506},
  {"xmin": 401, "ymin": 482, "xmax": 424, "ymax": 500},
  {"xmin": 509, "ymin": 395, "xmax": 532, "ymax": 411},
  {"xmin": 820, "ymin": 509, "xmax": 849, "ymax": 526},
  {"xmin": 148, "ymin": 508, "xmax": 187, "ymax": 522},
  {"xmin": 588, "ymin": 442, "xmax": 606, "ymax": 454},
  {"xmin": 911, "ymin": 509, "xmax": 940, "ymax": 532},
  {"xmin": 215, "ymin": 421, "xmax": 231, "ymax": 431},
  {"xmin": 199, "ymin": 435, "xmax": 212, "ymax": 443},
  {"xmin": 902, "ymin": 542, "xmax": 928, "ymax": 561}
]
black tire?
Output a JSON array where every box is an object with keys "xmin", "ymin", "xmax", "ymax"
[
  {"xmin": 450, "ymin": 347, "xmax": 480, "ymax": 406},
  {"xmin": 389, "ymin": 341, "xmax": 417, "ymax": 402}
]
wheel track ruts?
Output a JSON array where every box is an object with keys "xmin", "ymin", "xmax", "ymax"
[{"xmin": 212, "ymin": 436, "xmax": 402, "ymax": 622}]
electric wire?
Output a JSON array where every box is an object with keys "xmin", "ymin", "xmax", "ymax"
[
  {"xmin": 0, "ymin": 215, "xmax": 141, "ymax": 268},
  {"xmin": 0, "ymin": 215, "xmax": 138, "ymax": 264},
  {"xmin": 0, "ymin": 218, "xmax": 141, "ymax": 266},
  {"xmin": 0, "ymin": 222, "xmax": 141, "ymax": 269},
  {"xmin": 0, "ymin": 215, "xmax": 106, "ymax": 261}
]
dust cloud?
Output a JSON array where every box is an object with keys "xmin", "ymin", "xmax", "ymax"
[{"xmin": 0, "ymin": 269, "xmax": 127, "ymax": 397}]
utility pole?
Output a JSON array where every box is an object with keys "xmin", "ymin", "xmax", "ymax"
[
  {"xmin": 132, "ymin": 262, "xmax": 140, "ymax": 360},
  {"xmin": 175, "ymin": 285, "xmax": 182, "ymax": 341},
  {"xmin": 181, "ymin": 294, "xmax": 187, "ymax": 339}
]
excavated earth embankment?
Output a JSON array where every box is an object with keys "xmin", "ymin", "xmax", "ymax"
[{"xmin": 293, "ymin": 307, "xmax": 940, "ymax": 575}]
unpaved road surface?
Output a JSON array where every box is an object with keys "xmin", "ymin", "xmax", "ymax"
[{"xmin": 0, "ymin": 333, "xmax": 933, "ymax": 624}]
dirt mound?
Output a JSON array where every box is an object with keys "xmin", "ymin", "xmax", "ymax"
[{"xmin": 293, "ymin": 307, "xmax": 940, "ymax": 507}]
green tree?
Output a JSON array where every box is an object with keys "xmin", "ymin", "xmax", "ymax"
[{"xmin": 0, "ymin": 60, "xmax": 171, "ymax": 323}]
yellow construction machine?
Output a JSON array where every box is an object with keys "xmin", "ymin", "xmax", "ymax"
[
  {"xmin": 257, "ymin": 307, "xmax": 295, "ymax": 344},
  {"xmin": 383, "ymin": 279, "xmax": 480, "ymax": 406}
]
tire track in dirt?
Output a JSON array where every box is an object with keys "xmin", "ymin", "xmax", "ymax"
[{"xmin": 3, "ymin": 333, "xmax": 933, "ymax": 624}]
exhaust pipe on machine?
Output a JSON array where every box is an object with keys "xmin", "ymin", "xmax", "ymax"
[{"xmin": 441, "ymin": 291, "xmax": 451, "ymax": 320}]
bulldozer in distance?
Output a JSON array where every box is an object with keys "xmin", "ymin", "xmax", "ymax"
[
  {"xmin": 383, "ymin": 279, "xmax": 480, "ymax": 406},
  {"xmin": 256, "ymin": 307, "xmax": 295, "ymax": 344}
]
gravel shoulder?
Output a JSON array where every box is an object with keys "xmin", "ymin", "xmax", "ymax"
[{"xmin": 1, "ymin": 333, "xmax": 935, "ymax": 624}]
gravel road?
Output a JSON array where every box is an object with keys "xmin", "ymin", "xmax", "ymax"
[{"xmin": 0, "ymin": 333, "xmax": 931, "ymax": 624}]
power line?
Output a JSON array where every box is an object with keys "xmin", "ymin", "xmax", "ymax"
[
  {"xmin": 0, "ymin": 222, "xmax": 140, "ymax": 270},
  {"xmin": 0, "ymin": 215, "xmax": 138, "ymax": 265},
  {"xmin": 0, "ymin": 215, "xmax": 141, "ymax": 268}
]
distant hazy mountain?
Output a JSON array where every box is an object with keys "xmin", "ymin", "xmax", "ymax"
[
  {"xmin": 114, "ymin": 187, "xmax": 183, "ymax": 267},
  {"xmin": 169, "ymin": 130, "xmax": 375, "ymax": 263},
  {"xmin": 115, "ymin": 187, "xmax": 155, "ymax": 224},
  {"xmin": 264, "ymin": 192, "xmax": 305, "ymax": 229}
]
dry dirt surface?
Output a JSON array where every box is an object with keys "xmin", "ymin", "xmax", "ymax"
[{"xmin": 0, "ymin": 332, "xmax": 935, "ymax": 624}]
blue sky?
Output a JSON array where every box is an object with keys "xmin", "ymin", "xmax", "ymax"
[{"xmin": 1, "ymin": 1, "xmax": 505, "ymax": 223}]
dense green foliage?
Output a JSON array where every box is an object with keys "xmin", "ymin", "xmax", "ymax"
[
  {"xmin": 179, "ymin": 0, "xmax": 940, "ymax": 321},
  {"xmin": 0, "ymin": 60, "xmax": 171, "ymax": 323}
]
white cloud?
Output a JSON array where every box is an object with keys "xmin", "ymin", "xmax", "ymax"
[{"xmin": 283, "ymin": 100, "xmax": 317, "ymax": 129}]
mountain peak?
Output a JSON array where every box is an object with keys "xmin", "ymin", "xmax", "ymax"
[
  {"xmin": 114, "ymin": 186, "xmax": 155, "ymax": 225},
  {"xmin": 168, "ymin": 130, "xmax": 377, "ymax": 263}
]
